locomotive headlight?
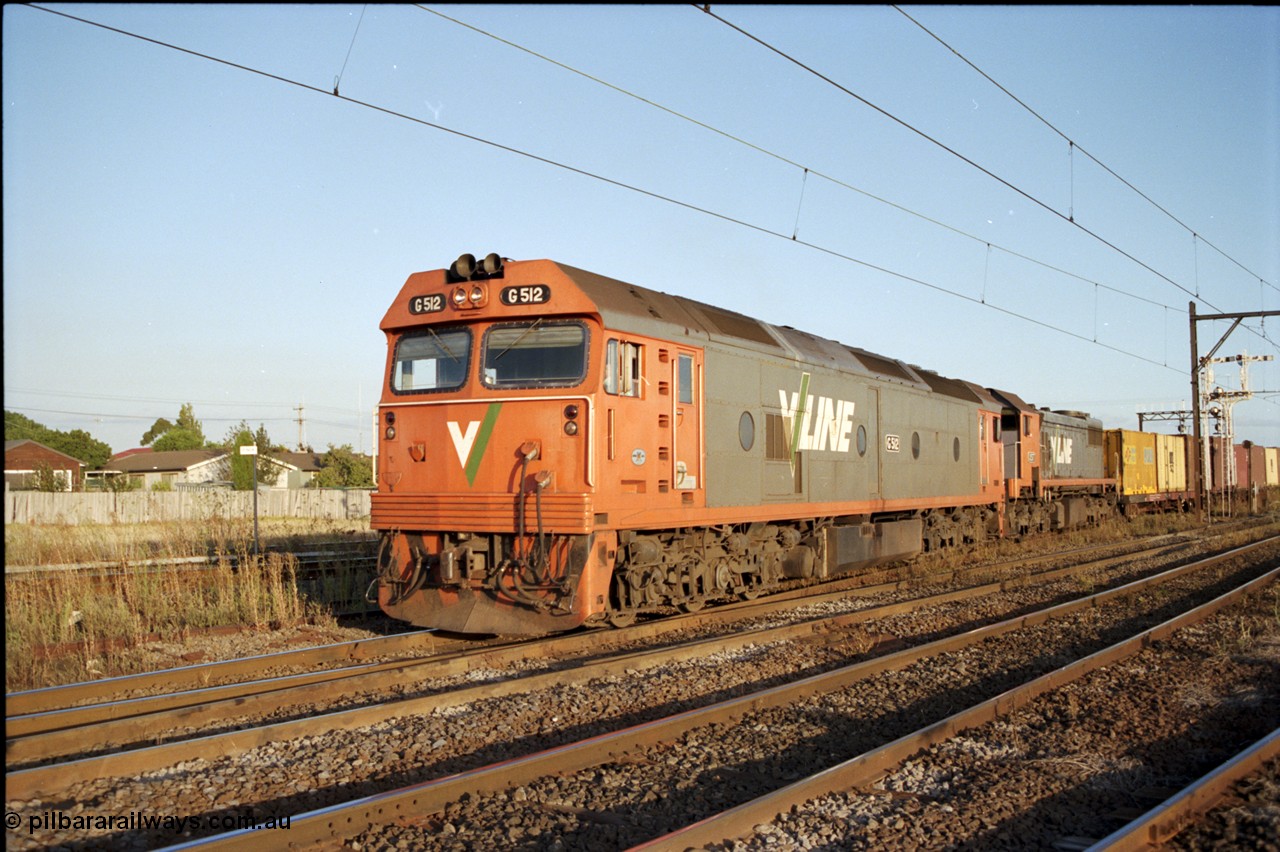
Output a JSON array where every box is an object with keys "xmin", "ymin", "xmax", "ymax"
[
  {"xmin": 563, "ymin": 421, "xmax": 579, "ymax": 436},
  {"xmin": 385, "ymin": 425, "xmax": 396, "ymax": 440},
  {"xmin": 469, "ymin": 285, "xmax": 485, "ymax": 303},
  {"xmin": 452, "ymin": 287, "xmax": 468, "ymax": 307},
  {"xmin": 563, "ymin": 404, "xmax": 579, "ymax": 420}
]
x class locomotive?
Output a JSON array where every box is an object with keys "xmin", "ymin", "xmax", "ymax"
[{"xmin": 371, "ymin": 254, "xmax": 1123, "ymax": 635}]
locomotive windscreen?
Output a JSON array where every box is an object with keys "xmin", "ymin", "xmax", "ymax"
[
  {"xmin": 392, "ymin": 327, "xmax": 471, "ymax": 393},
  {"xmin": 481, "ymin": 320, "xmax": 588, "ymax": 388}
]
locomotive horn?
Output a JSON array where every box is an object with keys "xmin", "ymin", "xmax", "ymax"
[
  {"xmin": 451, "ymin": 253, "xmax": 476, "ymax": 279},
  {"xmin": 481, "ymin": 253, "xmax": 504, "ymax": 275}
]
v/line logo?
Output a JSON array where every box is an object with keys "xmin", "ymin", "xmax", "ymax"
[
  {"xmin": 446, "ymin": 403, "xmax": 502, "ymax": 486},
  {"xmin": 778, "ymin": 372, "xmax": 857, "ymax": 457}
]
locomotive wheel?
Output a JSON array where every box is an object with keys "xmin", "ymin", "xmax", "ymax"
[{"xmin": 679, "ymin": 598, "xmax": 705, "ymax": 613}]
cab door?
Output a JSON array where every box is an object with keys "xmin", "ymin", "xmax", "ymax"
[{"xmin": 673, "ymin": 349, "xmax": 702, "ymax": 495}]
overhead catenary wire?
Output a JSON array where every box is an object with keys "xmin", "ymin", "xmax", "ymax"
[
  {"xmin": 416, "ymin": 4, "xmax": 1184, "ymax": 316},
  {"xmin": 4, "ymin": 387, "xmax": 357, "ymax": 415},
  {"xmin": 23, "ymin": 3, "xmax": 1193, "ymax": 375},
  {"xmin": 892, "ymin": 5, "xmax": 1279, "ymax": 297},
  {"xmin": 332, "ymin": 4, "xmax": 367, "ymax": 96},
  {"xmin": 20, "ymin": 0, "xmax": 1278, "ymax": 423},
  {"xmin": 697, "ymin": 5, "xmax": 1278, "ymax": 349},
  {"xmin": 5, "ymin": 406, "xmax": 297, "ymax": 424}
]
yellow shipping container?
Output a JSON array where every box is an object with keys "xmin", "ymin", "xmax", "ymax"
[
  {"xmin": 1155, "ymin": 433, "xmax": 1188, "ymax": 493},
  {"xmin": 1266, "ymin": 447, "xmax": 1279, "ymax": 487},
  {"xmin": 1105, "ymin": 429, "xmax": 1158, "ymax": 496}
]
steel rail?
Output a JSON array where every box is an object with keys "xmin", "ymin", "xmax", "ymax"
[
  {"xmin": 6, "ymin": 532, "xmax": 1168, "ymax": 738},
  {"xmin": 147, "ymin": 541, "xmax": 1277, "ymax": 850},
  {"xmin": 633, "ymin": 562, "xmax": 1280, "ymax": 850},
  {"xmin": 7, "ymin": 531, "xmax": 1231, "ymax": 769},
  {"xmin": 1086, "ymin": 727, "xmax": 1280, "ymax": 851},
  {"xmin": 5, "ymin": 629, "xmax": 442, "ymax": 718},
  {"xmin": 3, "ymin": 523, "xmax": 1236, "ymax": 722}
]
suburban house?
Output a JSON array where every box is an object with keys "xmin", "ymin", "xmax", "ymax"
[
  {"xmin": 91, "ymin": 448, "xmax": 332, "ymax": 490},
  {"xmin": 4, "ymin": 440, "xmax": 85, "ymax": 490},
  {"xmin": 274, "ymin": 451, "xmax": 326, "ymax": 489},
  {"xmin": 94, "ymin": 449, "xmax": 228, "ymax": 490}
]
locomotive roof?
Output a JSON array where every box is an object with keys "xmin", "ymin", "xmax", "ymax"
[
  {"xmin": 556, "ymin": 263, "xmax": 957, "ymax": 396},
  {"xmin": 384, "ymin": 257, "xmax": 980, "ymax": 401}
]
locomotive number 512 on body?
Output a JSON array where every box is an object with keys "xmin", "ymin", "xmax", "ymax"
[
  {"xmin": 410, "ymin": 294, "xmax": 445, "ymax": 315},
  {"xmin": 500, "ymin": 285, "xmax": 550, "ymax": 306}
]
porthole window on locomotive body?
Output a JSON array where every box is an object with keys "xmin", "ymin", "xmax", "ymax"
[
  {"xmin": 856, "ymin": 424, "xmax": 867, "ymax": 456},
  {"xmin": 953, "ymin": 436, "xmax": 961, "ymax": 462},
  {"xmin": 911, "ymin": 432, "xmax": 921, "ymax": 460},
  {"xmin": 739, "ymin": 411, "xmax": 755, "ymax": 451}
]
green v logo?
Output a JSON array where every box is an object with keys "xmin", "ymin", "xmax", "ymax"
[{"xmin": 447, "ymin": 403, "xmax": 502, "ymax": 486}]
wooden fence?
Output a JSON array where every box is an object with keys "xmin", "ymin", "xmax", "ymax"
[{"xmin": 4, "ymin": 489, "xmax": 373, "ymax": 525}]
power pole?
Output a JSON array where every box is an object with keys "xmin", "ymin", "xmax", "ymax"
[
  {"xmin": 1188, "ymin": 303, "xmax": 1278, "ymax": 521},
  {"xmin": 295, "ymin": 403, "xmax": 306, "ymax": 452}
]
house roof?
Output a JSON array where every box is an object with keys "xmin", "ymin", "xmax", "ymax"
[
  {"xmin": 4, "ymin": 439, "xmax": 86, "ymax": 467},
  {"xmin": 103, "ymin": 449, "xmax": 225, "ymax": 473},
  {"xmin": 274, "ymin": 451, "xmax": 325, "ymax": 472},
  {"xmin": 110, "ymin": 447, "xmax": 154, "ymax": 461}
]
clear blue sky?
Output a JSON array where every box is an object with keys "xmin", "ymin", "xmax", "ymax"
[{"xmin": 5, "ymin": 5, "xmax": 1278, "ymax": 455}]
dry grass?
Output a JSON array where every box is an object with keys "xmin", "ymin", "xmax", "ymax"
[
  {"xmin": 3, "ymin": 517, "xmax": 370, "ymax": 567},
  {"xmin": 4, "ymin": 518, "xmax": 372, "ymax": 691}
]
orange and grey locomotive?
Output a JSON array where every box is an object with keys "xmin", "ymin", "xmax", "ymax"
[{"xmin": 371, "ymin": 254, "xmax": 1124, "ymax": 635}]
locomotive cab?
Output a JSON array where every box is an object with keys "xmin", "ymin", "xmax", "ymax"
[
  {"xmin": 372, "ymin": 255, "xmax": 613, "ymax": 634},
  {"xmin": 371, "ymin": 254, "xmax": 712, "ymax": 634}
]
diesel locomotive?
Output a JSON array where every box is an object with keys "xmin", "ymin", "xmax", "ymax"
[{"xmin": 368, "ymin": 254, "xmax": 1216, "ymax": 635}]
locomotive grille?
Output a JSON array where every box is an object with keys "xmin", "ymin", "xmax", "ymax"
[{"xmin": 372, "ymin": 493, "xmax": 594, "ymax": 534}]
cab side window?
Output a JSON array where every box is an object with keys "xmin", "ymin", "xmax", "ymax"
[
  {"xmin": 605, "ymin": 339, "xmax": 643, "ymax": 397},
  {"xmin": 678, "ymin": 354, "xmax": 694, "ymax": 405}
]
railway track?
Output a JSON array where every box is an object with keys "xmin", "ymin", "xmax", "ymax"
[
  {"xmin": 2, "ymin": 527, "xmax": 1245, "ymax": 774},
  {"xmin": 4, "ymin": 523, "xmax": 1276, "ymax": 849},
  {"xmin": 2, "ymin": 525, "xmax": 1204, "ymax": 717}
]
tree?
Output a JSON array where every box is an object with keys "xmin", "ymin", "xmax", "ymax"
[
  {"xmin": 4, "ymin": 411, "xmax": 112, "ymax": 470},
  {"xmin": 310, "ymin": 444, "xmax": 374, "ymax": 488},
  {"xmin": 103, "ymin": 473, "xmax": 139, "ymax": 493},
  {"xmin": 140, "ymin": 418, "xmax": 174, "ymax": 446},
  {"xmin": 219, "ymin": 421, "xmax": 280, "ymax": 490},
  {"xmin": 176, "ymin": 403, "xmax": 204, "ymax": 442},
  {"xmin": 31, "ymin": 462, "xmax": 68, "ymax": 492},
  {"xmin": 151, "ymin": 428, "xmax": 205, "ymax": 452},
  {"xmin": 57, "ymin": 429, "xmax": 113, "ymax": 470},
  {"xmin": 145, "ymin": 403, "xmax": 207, "ymax": 450}
]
